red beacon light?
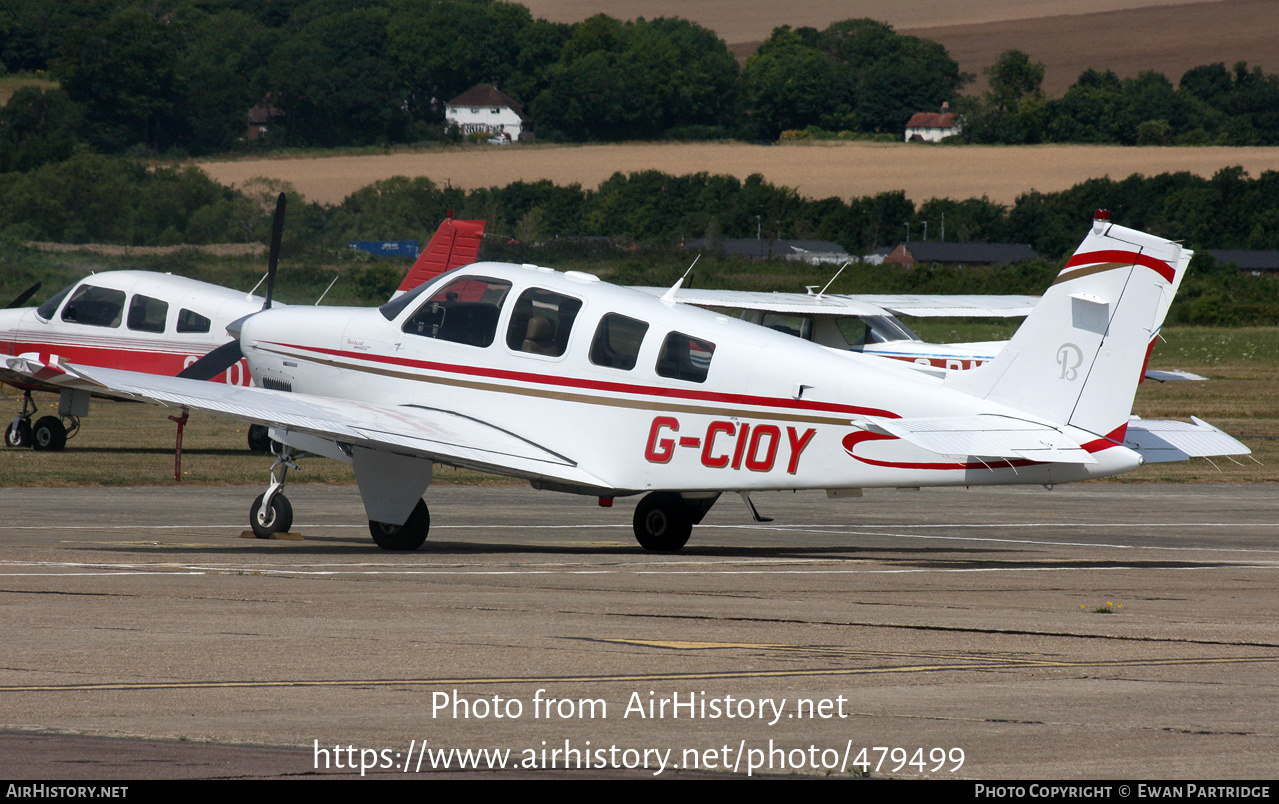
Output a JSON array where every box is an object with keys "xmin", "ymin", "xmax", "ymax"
[{"xmin": 1092, "ymin": 208, "xmax": 1111, "ymax": 234}]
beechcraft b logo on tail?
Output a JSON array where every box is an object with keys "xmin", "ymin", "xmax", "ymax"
[{"xmin": 1057, "ymin": 343, "xmax": 1083, "ymax": 380}]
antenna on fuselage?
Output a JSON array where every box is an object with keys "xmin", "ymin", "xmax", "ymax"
[
  {"xmin": 315, "ymin": 275, "xmax": 340, "ymax": 306},
  {"xmin": 811, "ymin": 261, "xmax": 850, "ymax": 301},
  {"xmin": 660, "ymin": 254, "xmax": 700, "ymax": 304},
  {"xmin": 246, "ymin": 274, "xmax": 266, "ymax": 301}
]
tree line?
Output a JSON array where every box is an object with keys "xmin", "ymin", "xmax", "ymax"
[
  {"xmin": 7, "ymin": 0, "xmax": 1274, "ymax": 161},
  {"xmin": 5, "ymin": 151, "xmax": 1279, "ymax": 259},
  {"xmin": 958, "ymin": 50, "xmax": 1279, "ymax": 146}
]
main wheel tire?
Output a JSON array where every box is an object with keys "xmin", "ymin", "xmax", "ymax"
[
  {"xmin": 250, "ymin": 492, "xmax": 293, "ymax": 538},
  {"xmin": 246, "ymin": 424, "xmax": 272, "ymax": 453},
  {"xmin": 31, "ymin": 416, "xmax": 66, "ymax": 451},
  {"xmin": 5, "ymin": 420, "xmax": 31, "ymax": 448},
  {"xmin": 370, "ymin": 499, "xmax": 430, "ymax": 551},
  {"xmin": 633, "ymin": 492, "xmax": 693, "ymax": 552}
]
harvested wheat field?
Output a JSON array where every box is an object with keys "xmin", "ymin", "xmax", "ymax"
[
  {"xmin": 521, "ymin": 0, "xmax": 1272, "ymax": 96},
  {"xmin": 518, "ymin": 0, "xmax": 1201, "ymax": 46},
  {"xmin": 907, "ymin": 0, "xmax": 1279, "ymax": 95},
  {"xmin": 196, "ymin": 141, "xmax": 1279, "ymax": 207}
]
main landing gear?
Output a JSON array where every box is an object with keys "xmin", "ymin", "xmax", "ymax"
[
  {"xmin": 632, "ymin": 492, "xmax": 719, "ymax": 552},
  {"xmin": 369, "ymin": 499, "xmax": 431, "ymax": 551},
  {"xmin": 247, "ymin": 443, "xmax": 432, "ymax": 550},
  {"xmin": 5, "ymin": 392, "xmax": 78, "ymax": 451}
]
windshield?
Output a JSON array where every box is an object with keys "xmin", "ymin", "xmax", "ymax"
[{"xmin": 34, "ymin": 283, "xmax": 75, "ymax": 322}]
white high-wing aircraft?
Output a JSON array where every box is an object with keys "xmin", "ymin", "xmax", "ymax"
[
  {"xmin": 3, "ymin": 212, "xmax": 1248, "ymax": 552},
  {"xmin": 637, "ymin": 284, "xmax": 1202, "ymax": 381},
  {"xmin": 0, "ymin": 209, "xmax": 485, "ymax": 451}
]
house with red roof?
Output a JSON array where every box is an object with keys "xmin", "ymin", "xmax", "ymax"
[{"xmin": 905, "ymin": 102, "xmax": 961, "ymax": 142}]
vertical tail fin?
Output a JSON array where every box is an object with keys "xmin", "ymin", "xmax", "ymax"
[
  {"xmin": 945, "ymin": 212, "xmax": 1187, "ymax": 441},
  {"xmin": 389, "ymin": 214, "xmax": 487, "ymax": 301}
]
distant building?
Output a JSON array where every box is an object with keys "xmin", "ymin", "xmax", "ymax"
[
  {"xmin": 1206, "ymin": 249, "xmax": 1279, "ymax": 273},
  {"xmin": 683, "ymin": 238, "xmax": 852, "ymax": 265},
  {"xmin": 884, "ymin": 241, "xmax": 1039, "ymax": 268},
  {"xmin": 247, "ymin": 98, "xmax": 282, "ymax": 140},
  {"xmin": 444, "ymin": 83, "xmax": 532, "ymax": 143},
  {"xmin": 905, "ymin": 102, "xmax": 961, "ymax": 142}
]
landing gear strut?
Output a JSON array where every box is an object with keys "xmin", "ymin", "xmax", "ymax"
[
  {"xmin": 369, "ymin": 499, "xmax": 431, "ymax": 551},
  {"xmin": 250, "ymin": 446, "xmax": 297, "ymax": 538},
  {"xmin": 6, "ymin": 392, "xmax": 77, "ymax": 451},
  {"xmin": 632, "ymin": 492, "xmax": 719, "ymax": 552}
]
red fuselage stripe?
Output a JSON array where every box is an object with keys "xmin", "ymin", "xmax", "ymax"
[{"xmin": 264, "ymin": 341, "xmax": 902, "ymax": 419}]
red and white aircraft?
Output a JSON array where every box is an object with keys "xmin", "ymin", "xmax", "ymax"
[
  {"xmin": 4, "ymin": 212, "xmax": 1248, "ymax": 551},
  {"xmin": 0, "ymin": 210, "xmax": 485, "ymax": 451}
]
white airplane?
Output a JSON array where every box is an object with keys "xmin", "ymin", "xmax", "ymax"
[
  {"xmin": 3, "ymin": 211, "xmax": 1248, "ymax": 552},
  {"xmin": 638, "ymin": 286, "xmax": 1202, "ymax": 381},
  {"xmin": 0, "ymin": 206, "xmax": 485, "ymax": 452}
]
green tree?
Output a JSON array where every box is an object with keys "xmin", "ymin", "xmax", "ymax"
[
  {"xmin": 53, "ymin": 5, "xmax": 185, "ymax": 151},
  {"xmin": 265, "ymin": 6, "xmax": 409, "ymax": 146},
  {"xmin": 0, "ymin": 86, "xmax": 84, "ymax": 171}
]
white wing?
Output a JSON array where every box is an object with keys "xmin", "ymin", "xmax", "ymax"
[
  {"xmin": 3, "ymin": 357, "xmax": 610, "ymax": 488},
  {"xmin": 633, "ymin": 288, "xmax": 1039, "ymax": 317}
]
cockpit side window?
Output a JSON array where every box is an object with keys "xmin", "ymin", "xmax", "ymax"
[
  {"xmin": 505, "ymin": 287, "xmax": 582, "ymax": 358},
  {"xmin": 176, "ymin": 309, "xmax": 211, "ymax": 333},
  {"xmin": 655, "ymin": 331, "xmax": 715, "ymax": 383},
  {"xmin": 402, "ymin": 276, "xmax": 512, "ymax": 347},
  {"xmin": 589, "ymin": 313, "xmax": 648, "ymax": 370},
  {"xmin": 61, "ymin": 285, "xmax": 124, "ymax": 328},
  {"xmin": 127, "ymin": 294, "xmax": 168, "ymax": 333}
]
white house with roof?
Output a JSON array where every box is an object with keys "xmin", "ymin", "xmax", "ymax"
[
  {"xmin": 905, "ymin": 102, "xmax": 962, "ymax": 142},
  {"xmin": 444, "ymin": 83, "xmax": 532, "ymax": 143}
]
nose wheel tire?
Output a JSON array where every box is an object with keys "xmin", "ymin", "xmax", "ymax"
[
  {"xmin": 5, "ymin": 420, "xmax": 32, "ymax": 448},
  {"xmin": 370, "ymin": 500, "xmax": 430, "ymax": 551},
  {"xmin": 32, "ymin": 416, "xmax": 66, "ymax": 451},
  {"xmin": 250, "ymin": 492, "xmax": 293, "ymax": 538},
  {"xmin": 633, "ymin": 492, "xmax": 693, "ymax": 552}
]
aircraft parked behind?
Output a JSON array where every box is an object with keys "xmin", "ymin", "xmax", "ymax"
[{"xmin": 4, "ymin": 211, "xmax": 1248, "ymax": 551}]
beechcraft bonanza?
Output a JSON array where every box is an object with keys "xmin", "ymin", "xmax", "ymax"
[
  {"xmin": 0, "ymin": 206, "xmax": 485, "ymax": 452},
  {"xmin": 3, "ymin": 210, "xmax": 1249, "ymax": 552}
]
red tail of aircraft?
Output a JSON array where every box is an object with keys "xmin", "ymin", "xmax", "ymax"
[{"xmin": 394, "ymin": 213, "xmax": 487, "ymax": 298}]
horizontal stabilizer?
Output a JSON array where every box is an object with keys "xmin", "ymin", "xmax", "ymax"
[
  {"xmin": 1144, "ymin": 369, "xmax": 1207, "ymax": 382},
  {"xmin": 1124, "ymin": 417, "xmax": 1252, "ymax": 463},
  {"xmin": 860, "ymin": 415, "xmax": 1097, "ymax": 464}
]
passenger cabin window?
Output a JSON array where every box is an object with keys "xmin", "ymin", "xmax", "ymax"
[
  {"xmin": 590, "ymin": 313, "xmax": 648, "ymax": 370},
  {"xmin": 61, "ymin": 285, "xmax": 124, "ymax": 328},
  {"xmin": 127, "ymin": 294, "xmax": 168, "ymax": 333},
  {"xmin": 402, "ymin": 276, "xmax": 511, "ymax": 347},
  {"xmin": 760, "ymin": 312, "xmax": 812, "ymax": 340},
  {"xmin": 656, "ymin": 332, "xmax": 715, "ymax": 383},
  {"xmin": 176, "ymin": 309, "xmax": 211, "ymax": 333},
  {"xmin": 506, "ymin": 287, "xmax": 582, "ymax": 358}
]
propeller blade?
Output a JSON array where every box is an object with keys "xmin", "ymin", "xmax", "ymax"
[
  {"xmin": 176, "ymin": 340, "xmax": 244, "ymax": 381},
  {"xmin": 264, "ymin": 192, "xmax": 285, "ymax": 310},
  {"xmin": 6, "ymin": 281, "xmax": 42, "ymax": 309}
]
